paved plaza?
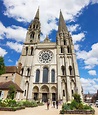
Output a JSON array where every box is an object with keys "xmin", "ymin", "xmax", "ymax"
[{"xmin": 0, "ymin": 103, "xmax": 98, "ymax": 115}]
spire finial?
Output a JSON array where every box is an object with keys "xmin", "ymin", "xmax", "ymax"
[
  {"xmin": 34, "ymin": 8, "xmax": 39, "ymax": 20},
  {"xmin": 58, "ymin": 10, "xmax": 68, "ymax": 33}
]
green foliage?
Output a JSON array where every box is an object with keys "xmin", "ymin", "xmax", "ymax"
[
  {"xmin": 0, "ymin": 56, "xmax": 5, "ymax": 75},
  {"xmin": 70, "ymin": 100, "xmax": 78, "ymax": 110},
  {"xmin": 7, "ymin": 85, "xmax": 16, "ymax": 99},
  {"xmin": 77, "ymin": 103, "xmax": 84, "ymax": 110},
  {"xmin": 7, "ymin": 99, "xmax": 17, "ymax": 107},
  {"xmin": 83, "ymin": 104, "xmax": 92, "ymax": 110},
  {"xmin": 62, "ymin": 103, "xmax": 70, "ymax": 110},
  {"xmin": 61, "ymin": 94, "xmax": 94, "ymax": 112},
  {"xmin": 73, "ymin": 93, "xmax": 81, "ymax": 103},
  {"xmin": 21, "ymin": 100, "xmax": 38, "ymax": 107},
  {"xmin": 0, "ymin": 99, "xmax": 18, "ymax": 107}
]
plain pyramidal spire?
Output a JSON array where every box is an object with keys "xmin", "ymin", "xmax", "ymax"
[
  {"xmin": 58, "ymin": 10, "xmax": 68, "ymax": 33},
  {"xmin": 34, "ymin": 8, "xmax": 39, "ymax": 20}
]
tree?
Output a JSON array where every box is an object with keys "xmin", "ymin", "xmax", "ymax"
[
  {"xmin": 7, "ymin": 85, "xmax": 16, "ymax": 100},
  {"xmin": 73, "ymin": 93, "xmax": 82, "ymax": 103},
  {"xmin": 0, "ymin": 56, "xmax": 5, "ymax": 75}
]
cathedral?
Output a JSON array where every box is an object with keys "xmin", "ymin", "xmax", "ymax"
[{"xmin": 17, "ymin": 9, "xmax": 83, "ymax": 102}]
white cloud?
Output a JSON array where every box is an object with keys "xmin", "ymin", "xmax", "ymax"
[
  {"xmin": 0, "ymin": 22, "xmax": 6, "ymax": 39},
  {"xmin": 8, "ymin": 59, "xmax": 13, "ymax": 62},
  {"xmin": 88, "ymin": 70, "xmax": 97, "ymax": 76},
  {"xmin": 72, "ymin": 33, "xmax": 85, "ymax": 44},
  {"xmin": 0, "ymin": 47, "xmax": 7, "ymax": 56},
  {"xmin": 81, "ymin": 77, "xmax": 98, "ymax": 94},
  {"xmin": 84, "ymin": 65, "xmax": 95, "ymax": 69},
  {"xmin": 2, "ymin": 0, "xmax": 97, "ymax": 37},
  {"xmin": 74, "ymin": 44, "xmax": 80, "ymax": 51},
  {"xmin": 6, "ymin": 42, "xmax": 23, "ymax": 53},
  {"xmin": 68, "ymin": 24, "xmax": 80, "ymax": 33},
  {"xmin": 77, "ymin": 42, "xmax": 98, "ymax": 69},
  {"xmin": 0, "ymin": 22, "xmax": 27, "ymax": 42}
]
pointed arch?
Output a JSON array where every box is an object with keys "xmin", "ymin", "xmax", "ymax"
[
  {"xmin": 38, "ymin": 34, "xmax": 40, "ymax": 39},
  {"xmin": 61, "ymin": 65, "xmax": 65, "ymax": 75},
  {"xmin": 67, "ymin": 46, "xmax": 71, "ymax": 53},
  {"xmin": 64, "ymin": 39, "xmax": 66, "ymax": 45},
  {"xmin": 26, "ymin": 47, "xmax": 28, "ymax": 55},
  {"xmin": 31, "ymin": 47, "xmax": 33, "ymax": 55},
  {"xmin": 51, "ymin": 69, "xmax": 55, "ymax": 83},
  {"xmin": 36, "ymin": 24, "xmax": 38, "ymax": 29},
  {"xmin": 33, "ymin": 24, "xmax": 35, "ymax": 29},
  {"xmin": 61, "ymin": 46, "xmax": 64, "ymax": 53},
  {"xmin": 30, "ymin": 32, "xmax": 35, "ymax": 39},
  {"xmin": 61, "ymin": 79, "xmax": 67, "ymax": 98},
  {"xmin": 24, "ymin": 81, "xmax": 29, "ymax": 99},
  {"xmin": 33, "ymin": 86, "xmax": 39, "ymax": 100},
  {"xmin": 27, "ymin": 68, "xmax": 30, "ymax": 76},
  {"xmin": 43, "ymin": 67, "xmax": 48, "ymax": 83},
  {"xmin": 35, "ymin": 69, "xmax": 40, "ymax": 83},
  {"xmin": 69, "ymin": 66, "xmax": 73, "ymax": 75}
]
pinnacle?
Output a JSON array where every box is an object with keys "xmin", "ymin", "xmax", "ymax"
[
  {"xmin": 34, "ymin": 8, "xmax": 39, "ymax": 20},
  {"xmin": 58, "ymin": 10, "xmax": 68, "ymax": 33}
]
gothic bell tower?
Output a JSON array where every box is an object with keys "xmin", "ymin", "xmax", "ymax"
[
  {"xmin": 25, "ymin": 8, "xmax": 41, "ymax": 44},
  {"xmin": 56, "ymin": 11, "xmax": 82, "ymax": 101}
]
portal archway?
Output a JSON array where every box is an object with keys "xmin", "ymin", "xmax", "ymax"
[{"xmin": 40, "ymin": 85, "xmax": 49, "ymax": 102}]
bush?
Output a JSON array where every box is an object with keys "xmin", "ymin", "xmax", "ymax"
[
  {"xmin": 73, "ymin": 93, "xmax": 81, "ymax": 103},
  {"xmin": 60, "ymin": 94, "xmax": 94, "ymax": 113},
  {"xmin": 22, "ymin": 100, "xmax": 38, "ymax": 107},
  {"xmin": 83, "ymin": 104, "xmax": 92, "ymax": 110},
  {"xmin": 62, "ymin": 103, "xmax": 70, "ymax": 110},
  {"xmin": 7, "ymin": 99, "xmax": 17, "ymax": 107},
  {"xmin": 70, "ymin": 100, "xmax": 78, "ymax": 110}
]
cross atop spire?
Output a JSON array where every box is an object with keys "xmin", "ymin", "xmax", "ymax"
[
  {"xmin": 34, "ymin": 8, "xmax": 39, "ymax": 20},
  {"xmin": 58, "ymin": 10, "xmax": 68, "ymax": 33}
]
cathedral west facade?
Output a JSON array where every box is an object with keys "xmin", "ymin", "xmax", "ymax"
[{"xmin": 17, "ymin": 9, "xmax": 83, "ymax": 102}]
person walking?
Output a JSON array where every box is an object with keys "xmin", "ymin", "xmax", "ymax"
[
  {"xmin": 56, "ymin": 100, "xmax": 58, "ymax": 109},
  {"xmin": 53, "ymin": 101, "xmax": 55, "ymax": 108},
  {"xmin": 47, "ymin": 99, "xmax": 50, "ymax": 110}
]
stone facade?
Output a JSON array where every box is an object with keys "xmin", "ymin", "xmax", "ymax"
[{"xmin": 18, "ymin": 9, "xmax": 83, "ymax": 102}]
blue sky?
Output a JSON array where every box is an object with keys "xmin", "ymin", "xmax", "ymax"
[{"xmin": 0, "ymin": 0, "xmax": 98, "ymax": 94}]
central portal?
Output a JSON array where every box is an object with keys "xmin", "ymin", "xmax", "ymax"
[{"xmin": 42, "ymin": 93, "xmax": 47, "ymax": 102}]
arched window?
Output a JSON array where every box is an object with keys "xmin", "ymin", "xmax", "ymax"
[
  {"xmin": 35, "ymin": 69, "xmax": 40, "ymax": 83},
  {"xmin": 36, "ymin": 25, "xmax": 38, "ymax": 29},
  {"xmin": 67, "ymin": 46, "xmax": 71, "ymax": 53},
  {"xmin": 26, "ymin": 47, "xmax": 28, "ymax": 55},
  {"xmin": 33, "ymin": 25, "xmax": 35, "ymax": 29},
  {"xmin": 24, "ymin": 90, "xmax": 26, "ymax": 96},
  {"xmin": 63, "ymin": 90, "xmax": 65, "ymax": 96},
  {"xmin": 31, "ymin": 47, "xmax": 33, "ymax": 55},
  {"xmin": 61, "ymin": 65, "xmax": 65, "ymax": 75},
  {"xmin": 61, "ymin": 46, "xmax": 64, "ymax": 53},
  {"xmin": 64, "ymin": 40, "xmax": 66, "ymax": 45},
  {"xmin": 38, "ymin": 34, "xmax": 40, "ymax": 39},
  {"xmin": 51, "ymin": 69, "xmax": 55, "ymax": 83},
  {"xmin": 43, "ymin": 67, "xmax": 48, "ymax": 83},
  {"xmin": 27, "ymin": 68, "xmax": 30, "ymax": 76},
  {"xmin": 30, "ymin": 32, "xmax": 35, "ymax": 39},
  {"xmin": 69, "ymin": 66, "xmax": 72, "ymax": 75}
]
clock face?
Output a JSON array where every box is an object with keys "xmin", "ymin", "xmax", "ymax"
[{"xmin": 39, "ymin": 50, "xmax": 53, "ymax": 63}]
